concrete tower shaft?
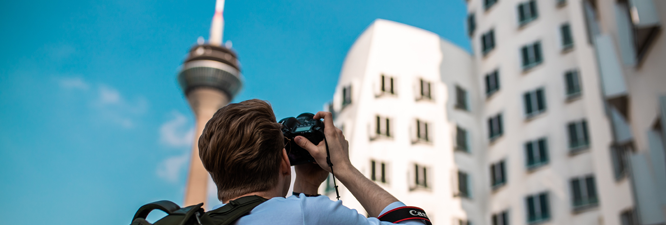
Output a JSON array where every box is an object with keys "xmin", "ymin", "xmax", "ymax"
[{"xmin": 178, "ymin": 0, "xmax": 242, "ymax": 207}]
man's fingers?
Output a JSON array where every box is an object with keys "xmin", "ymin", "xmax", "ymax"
[
  {"xmin": 314, "ymin": 111, "xmax": 336, "ymax": 134},
  {"xmin": 295, "ymin": 136, "xmax": 321, "ymax": 156}
]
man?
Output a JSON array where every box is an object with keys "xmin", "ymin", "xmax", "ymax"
[{"xmin": 198, "ymin": 99, "xmax": 428, "ymax": 224}]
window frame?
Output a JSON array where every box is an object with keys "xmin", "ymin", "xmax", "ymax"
[
  {"xmin": 456, "ymin": 125, "xmax": 470, "ymax": 152},
  {"xmin": 455, "ymin": 85, "xmax": 469, "ymax": 111},
  {"xmin": 525, "ymin": 138, "xmax": 549, "ymax": 169},
  {"xmin": 342, "ymin": 85, "xmax": 352, "ymax": 108},
  {"xmin": 484, "ymin": 0, "xmax": 499, "ymax": 11},
  {"xmin": 488, "ymin": 113, "xmax": 504, "ymax": 140},
  {"xmin": 414, "ymin": 119, "xmax": 431, "ymax": 143},
  {"xmin": 411, "ymin": 163, "xmax": 429, "ymax": 190},
  {"xmin": 523, "ymin": 87, "xmax": 547, "ymax": 118},
  {"xmin": 567, "ymin": 120, "xmax": 590, "ymax": 151},
  {"xmin": 564, "ymin": 70, "xmax": 582, "ymax": 98},
  {"xmin": 570, "ymin": 175, "xmax": 599, "ymax": 211},
  {"xmin": 481, "ymin": 29, "xmax": 496, "ymax": 55},
  {"xmin": 526, "ymin": 192, "xmax": 551, "ymax": 223},
  {"xmin": 457, "ymin": 170, "xmax": 472, "ymax": 198},
  {"xmin": 521, "ymin": 41, "xmax": 543, "ymax": 70},
  {"xmin": 518, "ymin": 0, "xmax": 539, "ymax": 26},
  {"xmin": 492, "ymin": 210, "xmax": 509, "ymax": 225},
  {"xmin": 467, "ymin": 13, "xmax": 476, "ymax": 37},
  {"xmin": 486, "ymin": 70, "xmax": 500, "ymax": 97},
  {"xmin": 560, "ymin": 23, "xmax": 574, "ymax": 50},
  {"xmin": 417, "ymin": 78, "xmax": 433, "ymax": 101},
  {"xmin": 490, "ymin": 160, "xmax": 507, "ymax": 189}
]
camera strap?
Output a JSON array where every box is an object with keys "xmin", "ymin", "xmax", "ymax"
[
  {"xmin": 323, "ymin": 137, "xmax": 341, "ymax": 200},
  {"xmin": 377, "ymin": 206, "xmax": 432, "ymax": 225}
]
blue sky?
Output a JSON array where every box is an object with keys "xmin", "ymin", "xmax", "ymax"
[{"xmin": 0, "ymin": 0, "xmax": 469, "ymax": 224}]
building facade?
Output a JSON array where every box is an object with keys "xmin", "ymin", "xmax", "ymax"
[{"xmin": 324, "ymin": 0, "xmax": 666, "ymax": 224}]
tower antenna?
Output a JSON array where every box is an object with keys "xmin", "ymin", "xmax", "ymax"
[{"xmin": 209, "ymin": 0, "xmax": 225, "ymax": 46}]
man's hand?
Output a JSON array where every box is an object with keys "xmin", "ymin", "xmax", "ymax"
[
  {"xmin": 293, "ymin": 162, "xmax": 329, "ymax": 195},
  {"xmin": 295, "ymin": 111, "xmax": 399, "ymax": 217},
  {"xmin": 294, "ymin": 111, "xmax": 351, "ymax": 174}
]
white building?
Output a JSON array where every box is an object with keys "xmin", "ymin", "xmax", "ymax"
[
  {"xmin": 323, "ymin": 0, "xmax": 666, "ymax": 224},
  {"xmin": 324, "ymin": 19, "xmax": 484, "ymax": 225}
]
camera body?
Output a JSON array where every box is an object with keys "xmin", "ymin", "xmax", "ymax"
[{"xmin": 279, "ymin": 113, "xmax": 325, "ymax": 165}]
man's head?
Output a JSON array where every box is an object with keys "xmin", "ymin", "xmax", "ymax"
[{"xmin": 198, "ymin": 99, "xmax": 288, "ymax": 202}]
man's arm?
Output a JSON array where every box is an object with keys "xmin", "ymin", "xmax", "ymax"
[{"xmin": 295, "ymin": 111, "xmax": 398, "ymax": 217}]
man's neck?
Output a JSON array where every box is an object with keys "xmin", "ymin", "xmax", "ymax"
[{"xmin": 223, "ymin": 190, "xmax": 282, "ymax": 204}]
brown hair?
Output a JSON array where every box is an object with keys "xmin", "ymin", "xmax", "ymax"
[{"xmin": 198, "ymin": 99, "xmax": 284, "ymax": 202}]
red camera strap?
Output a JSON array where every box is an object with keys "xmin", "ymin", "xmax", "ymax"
[{"xmin": 377, "ymin": 206, "xmax": 432, "ymax": 225}]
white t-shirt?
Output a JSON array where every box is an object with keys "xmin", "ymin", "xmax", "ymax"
[{"xmin": 212, "ymin": 194, "xmax": 426, "ymax": 225}]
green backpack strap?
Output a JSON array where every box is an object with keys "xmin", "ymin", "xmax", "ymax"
[{"xmin": 199, "ymin": 195, "xmax": 267, "ymax": 225}]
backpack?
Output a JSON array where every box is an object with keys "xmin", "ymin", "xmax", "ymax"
[{"xmin": 131, "ymin": 195, "xmax": 267, "ymax": 225}]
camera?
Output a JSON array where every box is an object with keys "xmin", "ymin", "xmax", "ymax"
[{"xmin": 279, "ymin": 113, "xmax": 325, "ymax": 165}]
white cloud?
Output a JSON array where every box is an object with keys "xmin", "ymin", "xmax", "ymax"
[
  {"xmin": 98, "ymin": 86, "xmax": 122, "ymax": 105},
  {"xmin": 57, "ymin": 77, "xmax": 90, "ymax": 90},
  {"xmin": 91, "ymin": 85, "xmax": 149, "ymax": 129},
  {"xmin": 160, "ymin": 111, "xmax": 195, "ymax": 148},
  {"xmin": 55, "ymin": 77, "xmax": 149, "ymax": 129},
  {"xmin": 156, "ymin": 153, "xmax": 190, "ymax": 183}
]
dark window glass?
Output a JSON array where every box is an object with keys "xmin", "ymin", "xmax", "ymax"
[
  {"xmin": 561, "ymin": 23, "xmax": 574, "ymax": 48},
  {"xmin": 456, "ymin": 86, "xmax": 468, "ymax": 110},
  {"xmin": 518, "ymin": 0, "xmax": 539, "ymax": 25},
  {"xmin": 371, "ymin": 160, "xmax": 376, "ymax": 181},
  {"xmin": 457, "ymin": 126, "xmax": 468, "ymax": 152},
  {"xmin": 458, "ymin": 171, "xmax": 469, "ymax": 197},
  {"xmin": 526, "ymin": 192, "xmax": 550, "ymax": 222},
  {"xmin": 381, "ymin": 163, "xmax": 386, "ymax": 183},
  {"xmin": 385, "ymin": 118, "xmax": 390, "ymax": 137},
  {"xmin": 570, "ymin": 175, "xmax": 599, "ymax": 209},
  {"xmin": 565, "ymin": 70, "xmax": 581, "ymax": 96},
  {"xmin": 468, "ymin": 14, "xmax": 476, "ymax": 36}
]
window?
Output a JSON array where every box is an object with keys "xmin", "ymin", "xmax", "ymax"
[
  {"xmin": 457, "ymin": 219, "xmax": 471, "ymax": 225},
  {"xmin": 379, "ymin": 74, "xmax": 395, "ymax": 96},
  {"xmin": 490, "ymin": 160, "xmax": 506, "ymax": 188},
  {"xmin": 412, "ymin": 164, "xmax": 428, "ymax": 189},
  {"xmin": 518, "ymin": 0, "xmax": 539, "ymax": 25},
  {"xmin": 457, "ymin": 170, "xmax": 471, "ymax": 198},
  {"xmin": 526, "ymin": 192, "xmax": 550, "ymax": 223},
  {"xmin": 456, "ymin": 86, "xmax": 469, "ymax": 110},
  {"xmin": 610, "ymin": 145, "xmax": 630, "ymax": 180},
  {"xmin": 484, "ymin": 0, "xmax": 498, "ymax": 10},
  {"xmin": 561, "ymin": 23, "xmax": 574, "ymax": 49},
  {"xmin": 570, "ymin": 175, "xmax": 598, "ymax": 210},
  {"xmin": 525, "ymin": 138, "xmax": 549, "ymax": 169},
  {"xmin": 418, "ymin": 79, "xmax": 432, "ymax": 100},
  {"xmin": 523, "ymin": 88, "xmax": 546, "ymax": 117},
  {"xmin": 488, "ymin": 113, "xmax": 504, "ymax": 140},
  {"xmin": 325, "ymin": 173, "xmax": 336, "ymax": 193},
  {"xmin": 373, "ymin": 115, "xmax": 391, "ymax": 138},
  {"xmin": 342, "ymin": 85, "xmax": 352, "ymax": 108},
  {"xmin": 564, "ymin": 70, "xmax": 582, "ymax": 97},
  {"xmin": 620, "ymin": 209, "xmax": 637, "ymax": 225},
  {"xmin": 567, "ymin": 120, "xmax": 590, "ymax": 151},
  {"xmin": 486, "ymin": 70, "xmax": 500, "ymax": 97},
  {"xmin": 456, "ymin": 126, "xmax": 469, "ymax": 152},
  {"xmin": 415, "ymin": 119, "xmax": 430, "ymax": 143},
  {"xmin": 481, "ymin": 29, "xmax": 496, "ymax": 55},
  {"xmin": 467, "ymin": 13, "xmax": 476, "ymax": 37},
  {"xmin": 521, "ymin": 41, "xmax": 543, "ymax": 70},
  {"xmin": 370, "ymin": 160, "xmax": 388, "ymax": 184},
  {"xmin": 492, "ymin": 211, "xmax": 509, "ymax": 225}
]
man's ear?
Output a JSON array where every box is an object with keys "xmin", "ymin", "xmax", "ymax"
[{"xmin": 280, "ymin": 148, "xmax": 291, "ymax": 175}]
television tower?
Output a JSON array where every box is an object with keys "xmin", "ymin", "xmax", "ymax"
[{"xmin": 178, "ymin": 0, "xmax": 242, "ymax": 207}]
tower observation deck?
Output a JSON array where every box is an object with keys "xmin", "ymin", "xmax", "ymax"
[{"xmin": 178, "ymin": 0, "xmax": 242, "ymax": 207}]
